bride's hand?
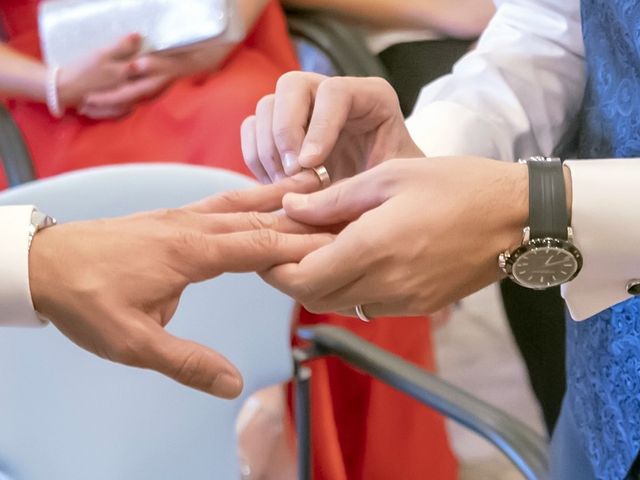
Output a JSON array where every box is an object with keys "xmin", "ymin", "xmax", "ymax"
[
  {"xmin": 57, "ymin": 34, "xmax": 143, "ymax": 118},
  {"xmin": 78, "ymin": 45, "xmax": 232, "ymax": 119}
]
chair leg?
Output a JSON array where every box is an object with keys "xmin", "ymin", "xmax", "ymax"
[{"xmin": 295, "ymin": 365, "xmax": 312, "ymax": 480}]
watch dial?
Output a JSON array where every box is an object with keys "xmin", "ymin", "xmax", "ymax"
[{"xmin": 511, "ymin": 246, "xmax": 579, "ymax": 289}]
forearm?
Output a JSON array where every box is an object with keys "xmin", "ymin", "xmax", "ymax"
[
  {"xmin": 282, "ymin": 0, "xmax": 495, "ymax": 38},
  {"xmin": 0, "ymin": 43, "xmax": 47, "ymax": 102},
  {"xmin": 407, "ymin": 0, "xmax": 585, "ymax": 161}
]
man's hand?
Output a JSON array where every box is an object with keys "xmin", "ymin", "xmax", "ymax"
[
  {"xmin": 261, "ymin": 157, "xmax": 529, "ymax": 317},
  {"xmin": 28, "ymin": 171, "xmax": 330, "ymax": 398},
  {"xmin": 241, "ymin": 72, "xmax": 422, "ymax": 183}
]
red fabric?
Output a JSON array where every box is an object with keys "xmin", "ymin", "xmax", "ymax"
[
  {"xmin": 1, "ymin": 0, "xmax": 298, "ymax": 185},
  {"xmin": 1, "ymin": 2, "xmax": 457, "ymax": 478},
  {"xmin": 293, "ymin": 310, "xmax": 458, "ymax": 480}
]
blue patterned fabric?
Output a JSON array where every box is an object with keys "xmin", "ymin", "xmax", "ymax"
[{"xmin": 568, "ymin": 1, "xmax": 640, "ymax": 478}]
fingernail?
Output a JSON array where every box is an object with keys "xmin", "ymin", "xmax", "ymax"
[
  {"xmin": 283, "ymin": 152, "xmax": 300, "ymax": 175},
  {"xmin": 299, "ymin": 143, "xmax": 321, "ymax": 164},
  {"xmin": 211, "ymin": 372, "xmax": 243, "ymax": 398}
]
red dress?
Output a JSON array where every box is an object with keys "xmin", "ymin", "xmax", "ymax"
[{"xmin": 1, "ymin": 2, "xmax": 457, "ymax": 478}]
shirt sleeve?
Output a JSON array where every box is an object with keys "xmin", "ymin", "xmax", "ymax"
[
  {"xmin": 0, "ymin": 205, "xmax": 47, "ymax": 327},
  {"xmin": 406, "ymin": 0, "xmax": 585, "ymax": 161},
  {"xmin": 561, "ymin": 160, "xmax": 640, "ymax": 320}
]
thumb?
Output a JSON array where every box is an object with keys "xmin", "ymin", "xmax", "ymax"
[
  {"xmin": 283, "ymin": 169, "xmax": 388, "ymax": 226},
  {"xmin": 144, "ymin": 327, "xmax": 243, "ymax": 398},
  {"xmin": 103, "ymin": 33, "xmax": 142, "ymax": 61}
]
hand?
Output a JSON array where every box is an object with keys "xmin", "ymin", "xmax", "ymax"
[
  {"xmin": 28, "ymin": 171, "xmax": 331, "ymax": 398},
  {"xmin": 57, "ymin": 34, "xmax": 143, "ymax": 118},
  {"xmin": 79, "ymin": 44, "xmax": 233, "ymax": 118},
  {"xmin": 241, "ymin": 72, "xmax": 422, "ymax": 184},
  {"xmin": 261, "ymin": 157, "xmax": 529, "ymax": 317},
  {"xmin": 79, "ymin": 52, "xmax": 187, "ymax": 118}
]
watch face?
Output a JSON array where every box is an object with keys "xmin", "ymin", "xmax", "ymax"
[{"xmin": 510, "ymin": 239, "xmax": 582, "ymax": 289}]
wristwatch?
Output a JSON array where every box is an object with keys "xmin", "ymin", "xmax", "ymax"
[{"xmin": 498, "ymin": 157, "xmax": 582, "ymax": 290}]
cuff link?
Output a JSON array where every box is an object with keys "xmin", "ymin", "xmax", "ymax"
[{"xmin": 627, "ymin": 280, "xmax": 640, "ymax": 296}]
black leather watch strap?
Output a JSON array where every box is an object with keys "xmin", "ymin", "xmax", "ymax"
[{"xmin": 527, "ymin": 157, "xmax": 568, "ymax": 240}]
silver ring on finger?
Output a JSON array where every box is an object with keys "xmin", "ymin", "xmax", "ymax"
[
  {"xmin": 311, "ymin": 165, "xmax": 331, "ymax": 189},
  {"xmin": 355, "ymin": 304, "xmax": 373, "ymax": 323}
]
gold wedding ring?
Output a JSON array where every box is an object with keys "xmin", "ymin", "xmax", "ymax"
[
  {"xmin": 311, "ymin": 165, "xmax": 331, "ymax": 189},
  {"xmin": 355, "ymin": 304, "xmax": 372, "ymax": 323}
]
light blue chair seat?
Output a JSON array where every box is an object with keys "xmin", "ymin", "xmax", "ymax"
[{"xmin": 0, "ymin": 164, "xmax": 296, "ymax": 480}]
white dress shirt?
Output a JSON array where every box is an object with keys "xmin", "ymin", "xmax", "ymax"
[
  {"xmin": 0, "ymin": 205, "xmax": 46, "ymax": 327},
  {"xmin": 406, "ymin": 0, "xmax": 639, "ymax": 320}
]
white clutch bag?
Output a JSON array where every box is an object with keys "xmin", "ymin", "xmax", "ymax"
[{"xmin": 39, "ymin": 0, "xmax": 244, "ymax": 67}]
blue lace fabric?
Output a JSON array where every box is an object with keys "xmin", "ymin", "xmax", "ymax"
[
  {"xmin": 571, "ymin": 1, "xmax": 640, "ymax": 478},
  {"xmin": 567, "ymin": 299, "xmax": 640, "ymax": 479}
]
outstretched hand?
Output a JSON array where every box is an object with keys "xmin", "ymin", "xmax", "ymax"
[{"xmin": 28, "ymin": 170, "xmax": 330, "ymax": 398}]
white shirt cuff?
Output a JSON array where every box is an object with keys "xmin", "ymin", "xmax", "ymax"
[
  {"xmin": 562, "ymin": 159, "xmax": 640, "ymax": 320},
  {"xmin": 0, "ymin": 205, "xmax": 47, "ymax": 327}
]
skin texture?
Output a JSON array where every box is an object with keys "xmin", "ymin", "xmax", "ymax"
[
  {"xmin": 262, "ymin": 156, "xmax": 529, "ymax": 318},
  {"xmin": 28, "ymin": 171, "xmax": 327, "ymax": 399}
]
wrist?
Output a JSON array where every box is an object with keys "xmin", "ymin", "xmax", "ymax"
[
  {"xmin": 28, "ymin": 227, "xmax": 58, "ymax": 319},
  {"xmin": 56, "ymin": 67, "xmax": 78, "ymax": 111},
  {"xmin": 502, "ymin": 161, "xmax": 529, "ymax": 250}
]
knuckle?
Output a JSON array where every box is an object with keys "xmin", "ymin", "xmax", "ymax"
[
  {"xmin": 246, "ymin": 211, "xmax": 275, "ymax": 230},
  {"xmin": 255, "ymin": 139, "xmax": 279, "ymax": 166},
  {"xmin": 173, "ymin": 350, "xmax": 204, "ymax": 387},
  {"xmin": 276, "ymin": 71, "xmax": 326, "ymax": 96},
  {"xmin": 256, "ymin": 94, "xmax": 275, "ymax": 113},
  {"xmin": 275, "ymin": 71, "xmax": 305, "ymax": 91},
  {"xmin": 215, "ymin": 190, "xmax": 244, "ymax": 209},
  {"xmin": 367, "ymin": 75, "xmax": 394, "ymax": 91},
  {"xmin": 153, "ymin": 208, "xmax": 181, "ymax": 222},
  {"xmin": 317, "ymin": 76, "xmax": 347, "ymax": 97},
  {"xmin": 252, "ymin": 228, "xmax": 280, "ymax": 250},
  {"xmin": 292, "ymin": 277, "xmax": 317, "ymax": 304},
  {"xmin": 272, "ymin": 125, "xmax": 304, "ymax": 152},
  {"xmin": 174, "ymin": 229, "xmax": 208, "ymax": 255},
  {"xmin": 241, "ymin": 115, "xmax": 256, "ymax": 135}
]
